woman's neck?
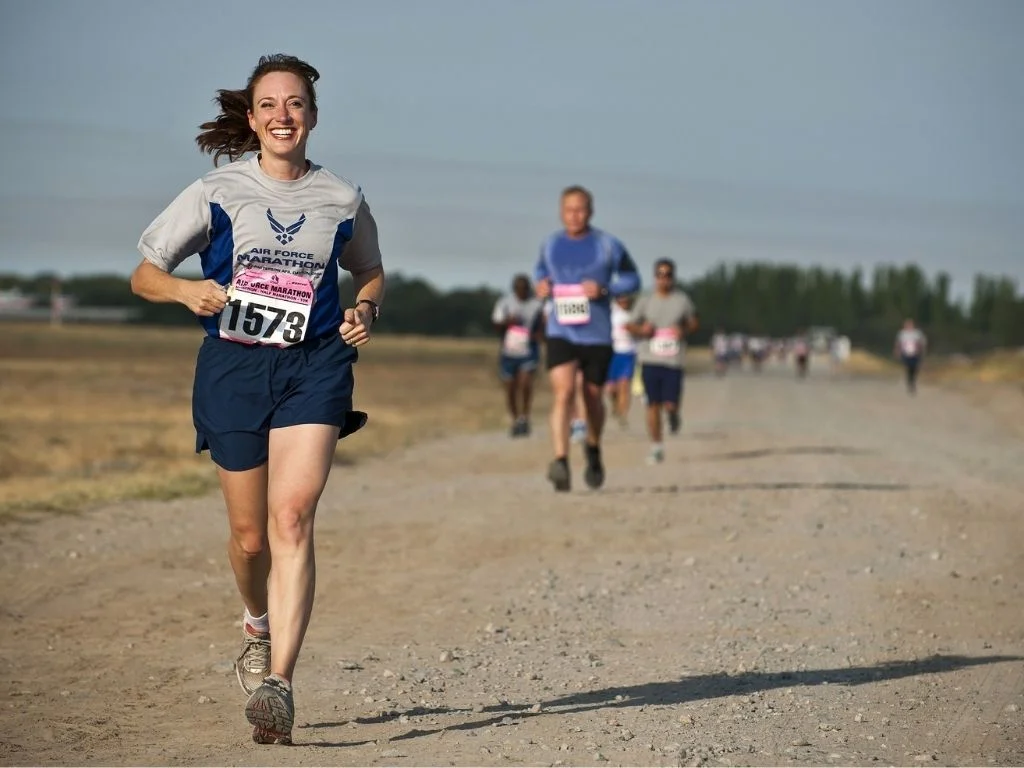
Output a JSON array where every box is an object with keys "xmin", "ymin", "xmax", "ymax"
[{"xmin": 257, "ymin": 152, "xmax": 309, "ymax": 181}]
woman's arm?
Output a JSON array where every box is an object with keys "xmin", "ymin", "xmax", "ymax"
[
  {"xmin": 130, "ymin": 260, "xmax": 227, "ymax": 317},
  {"xmin": 340, "ymin": 264, "xmax": 385, "ymax": 347},
  {"xmin": 352, "ymin": 264, "xmax": 386, "ymax": 318}
]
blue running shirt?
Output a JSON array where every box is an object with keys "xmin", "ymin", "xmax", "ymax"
[{"xmin": 534, "ymin": 229, "xmax": 640, "ymax": 345}]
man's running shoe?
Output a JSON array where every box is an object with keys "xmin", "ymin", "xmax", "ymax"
[
  {"xmin": 245, "ymin": 674, "xmax": 294, "ymax": 745},
  {"xmin": 235, "ymin": 625, "xmax": 271, "ymax": 695},
  {"xmin": 570, "ymin": 419, "xmax": 587, "ymax": 444},
  {"xmin": 646, "ymin": 445, "xmax": 665, "ymax": 465},
  {"xmin": 547, "ymin": 458, "xmax": 571, "ymax": 492},
  {"xmin": 583, "ymin": 444, "xmax": 605, "ymax": 489}
]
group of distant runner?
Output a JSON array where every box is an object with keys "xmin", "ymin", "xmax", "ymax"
[
  {"xmin": 490, "ymin": 185, "xmax": 700, "ymax": 483},
  {"xmin": 708, "ymin": 324, "xmax": 925, "ymax": 391},
  {"xmin": 710, "ymin": 331, "xmax": 816, "ymax": 377},
  {"xmin": 491, "ymin": 185, "xmax": 931, "ymax": 489}
]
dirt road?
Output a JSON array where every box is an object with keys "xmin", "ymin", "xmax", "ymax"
[{"xmin": 2, "ymin": 362, "xmax": 1022, "ymax": 766}]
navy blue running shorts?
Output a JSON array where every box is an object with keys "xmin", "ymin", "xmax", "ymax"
[
  {"xmin": 641, "ymin": 363, "xmax": 684, "ymax": 406},
  {"xmin": 192, "ymin": 333, "xmax": 367, "ymax": 472}
]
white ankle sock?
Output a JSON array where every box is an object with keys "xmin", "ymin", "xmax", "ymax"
[{"xmin": 244, "ymin": 608, "xmax": 269, "ymax": 634}]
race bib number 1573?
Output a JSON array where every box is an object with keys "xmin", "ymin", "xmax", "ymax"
[{"xmin": 219, "ymin": 268, "xmax": 314, "ymax": 346}]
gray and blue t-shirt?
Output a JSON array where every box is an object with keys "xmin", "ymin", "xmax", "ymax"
[{"xmin": 138, "ymin": 155, "xmax": 382, "ymax": 343}]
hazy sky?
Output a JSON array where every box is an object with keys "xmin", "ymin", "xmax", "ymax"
[{"xmin": 1, "ymin": 0, "xmax": 1021, "ymax": 296}]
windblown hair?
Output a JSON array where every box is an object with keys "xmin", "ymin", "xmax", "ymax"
[{"xmin": 195, "ymin": 54, "xmax": 320, "ymax": 165}]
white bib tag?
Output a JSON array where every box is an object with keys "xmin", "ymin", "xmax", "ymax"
[
  {"xmin": 502, "ymin": 325, "xmax": 532, "ymax": 357},
  {"xmin": 219, "ymin": 268, "xmax": 314, "ymax": 347},
  {"xmin": 650, "ymin": 328, "xmax": 680, "ymax": 358},
  {"xmin": 612, "ymin": 323, "xmax": 634, "ymax": 350},
  {"xmin": 553, "ymin": 284, "xmax": 590, "ymax": 325}
]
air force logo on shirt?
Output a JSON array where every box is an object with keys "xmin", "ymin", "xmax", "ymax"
[
  {"xmin": 244, "ymin": 208, "xmax": 318, "ymax": 271},
  {"xmin": 267, "ymin": 209, "xmax": 307, "ymax": 245}
]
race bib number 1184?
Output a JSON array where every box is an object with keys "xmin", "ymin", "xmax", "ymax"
[{"xmin": 219, "ymin": 268, "xmax": 314, "ymax": 346}]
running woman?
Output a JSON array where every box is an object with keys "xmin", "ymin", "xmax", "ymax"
[
  {"xmin": 626, "ymin": 259, "xmax": 698, "ymax": 464},
  {"xmin": 131, "ymin": 54, "xmax": 386, "ymax": 745},
  {"xmin": 492, "ymin": 274, "xmax": 544, "ymax": 436},
  {"xmin": 606, "ymin": 293, "xmax": 638, "ymax": 428},
  {"xmin": 893, "ymin": 318, "xmax": 927, "ymax": 394},
  {"xmin": 534, "ymin": 185, "xmax": 640, "ymax": 491}
]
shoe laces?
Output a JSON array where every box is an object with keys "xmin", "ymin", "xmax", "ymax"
[{"xmin": 239, "ymin": 635, "xmax": 271, "ymax": 674}]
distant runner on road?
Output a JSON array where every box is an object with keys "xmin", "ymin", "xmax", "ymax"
[
  {"xmin": 748, "ymin": 335, "xmax": 768, "ymax": 373},
  {"xmin": 491, "ymin": 275, "xmax": 544, "ymax": 437},
  {"xmin": 711, "ymin": 328, "xmax": 730, "ymax": 376},
  {"xmin": 894, "ymin": 318, "xmax": 927, "ymax": 395},
  {"xmin": 793, "ymin": 331, "xmax": 810, "ymax": 378},
  {"xmin": 534, "ymin": 185, "xmax": 641, "ymax": 492},
  {"xmin": 606, "ymin": 293, "xmax": 639, "ymax": 428},
  {"xmin": 626, "ymin": 258, "xmax": 698, "ymax": 464}
]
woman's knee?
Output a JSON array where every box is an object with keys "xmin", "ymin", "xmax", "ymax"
[
  {"xmin": 270, "ymin": 499, "xmax": 317, "ymax": 548},
  {"xmin": 229, "ymin": 527, "xmax": 268, "ymax": 561}
]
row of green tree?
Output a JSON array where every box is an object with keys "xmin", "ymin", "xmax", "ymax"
[
  {"xmin": 2, "ymin": 263, "xmax": 1021, "ymax": 354},
  {"xmin": 684, "ymin": 263, "xmax": 1023, "ymax": 354}
]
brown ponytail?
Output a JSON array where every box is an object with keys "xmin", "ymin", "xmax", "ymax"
[{"xmin": 195, "ymin": 54, "xmax": 321, "ymax": 166}]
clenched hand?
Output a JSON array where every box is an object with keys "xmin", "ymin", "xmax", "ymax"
[
  {"xmin": 340, "ymin": 306, "xmax": 374, "ymax": 347},
  {"xmin": 182, "ymin": 280, "xmax": 228, "ymax": 317}
]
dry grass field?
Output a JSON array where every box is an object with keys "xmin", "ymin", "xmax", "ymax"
[
  {"xmin": 0, "ymin": 323, "xmax": 523, "ymax": 516},
  {"xmin": 929, "ymin": 347, "xmax": 1024, "ymax": 384}
]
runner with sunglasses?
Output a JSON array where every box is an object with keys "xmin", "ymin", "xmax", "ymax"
[{"xmin": 626, "ymin": 259, "xmax": 698, "ymax": 464}]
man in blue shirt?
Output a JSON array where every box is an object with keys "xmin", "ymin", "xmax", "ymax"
[{"xmin": 535, "ymin": 186, "xmax": 641, "ymax": 491}]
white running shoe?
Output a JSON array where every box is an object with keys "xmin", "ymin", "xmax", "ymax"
[{"xmin": 235, "ymin": 625, "xmax": 271, "ymax": 696}]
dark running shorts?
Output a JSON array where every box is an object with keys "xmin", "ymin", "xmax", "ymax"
[
  {"xmin": 545, "ymin": 337, "xmax": 614, "ymax": 387},
  {"xmin": 641, "ymin": 363, "xmax": 685, "ymax": 406},
  {"xmin": 192, "ymin": 333, "xmax": 367, "ymax": 472}
]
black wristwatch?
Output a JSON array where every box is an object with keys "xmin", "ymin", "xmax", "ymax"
[{"xmin": 356, "ymin": 298, "xmax": 380, "ymax": 324}]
